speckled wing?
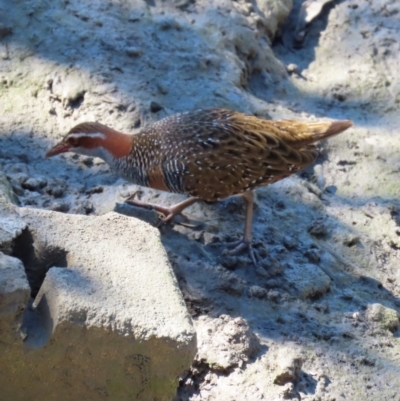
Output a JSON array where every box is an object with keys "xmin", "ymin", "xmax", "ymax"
[
  {"xmin": 142, "ymin": 109, "xmax": 314, "ymax": 201},
  {"xmin": 139, "ymin": 109, "xmax": 351, "ymax": 201}
]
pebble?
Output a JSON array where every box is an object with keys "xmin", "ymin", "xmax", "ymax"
[
  {"xmin": 273, "ymin": 349, "xmax": 303, "ymax": 385},
  {"xmin": 158, "ymin": 16, "xmax": 181, "ymax": 30},
  {"xmin": 264, "ymin": 278, "xmax": 280, "ymax": 288},
  {"xmin": 279, "ymin": 382, "xmax": 296, "ymax": 399},
  {"xmin": 126, "ymin": 46, "xmax": 142, "ymax": 57},
  {"xmin": 258, "ymin": 256, "xmax": 283, "ymax": 277},
  {"xmin": 284, "ymin": 263, "xmax": 331, "ymax": 299},
  {"xmin": 219, "ymin": 255, "xmax": 238, "ymax": 270},
  {"xmin": 128, "ymin": 10, "xmax": 144, "ymax": 22},
  {"xmin": 46, "ymin": 183, "xmax": 65, "ymax": 198},
  {"xmin": 283, "ymin": 235, "xmax": 297, "ymax": 250},
  {"xmin": 249, "ymin": 285, "xmax": 267, "ymax": 299},
  {"xmin": 157, "ymin": 83, "xmax": 169, "ymax": 95},
  {"xmin": 366, "ymin": 303, "xmax": 399, "ymax": 331},
  {"xmin": 203, "ymin": 232, "xmax": 219, "ymax": 245},
  {"xmin": 50, "ymin": 202, "xmax": 70, "ymax": 213},
  {"xmin": 308, "ymin": 220, "xmax": 328, "ymax": 238},
  {"xmin": 304, "ymin": 248, "xmax": 321, "ymax": 263},
  {"xmin": 286, "ymin": 63, "xmax": 298, "ymax": 74},
  {"xmin": 219, "ymin": 272, "xmax": 245, "ymax": 296},
  {"xmin": 85, "ymin": 186, "xmax": 104, "ymax": 195},
  {"xmin": 196, "ymin": 315, "xmax": 260, "ymax": 370},
  {"xmin": 267, "ymin": 290, "xmax": 280, "ymax": 302},
  {"xmin": 22, "ymin": 177, "xmax": 47, "ymax": 191},
  {"xmin": 72, "ymin": 200, "xmax": 94, "ymax": 215}
]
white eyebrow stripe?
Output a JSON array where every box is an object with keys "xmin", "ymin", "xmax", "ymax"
[{"xmin": 68, "ymin": 132, "xmax": 106, "ymax": 140}]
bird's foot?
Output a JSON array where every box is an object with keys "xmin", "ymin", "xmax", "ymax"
[
  {"xmin": 125, "ymin": 193, "xmax": 198, "ymax": 226},
  {"xmin": 223, "ymin": 239, "xmax": 258, "ymax": 266}
]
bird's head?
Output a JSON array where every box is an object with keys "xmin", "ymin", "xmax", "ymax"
[{"xmin": 46, "ymin": 122, "xmax": 132, "ymax": 159}]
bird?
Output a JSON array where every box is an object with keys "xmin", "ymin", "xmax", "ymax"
[{"xmin": 46, "ymin": 108, "xmax": 352, "ymax": 264}]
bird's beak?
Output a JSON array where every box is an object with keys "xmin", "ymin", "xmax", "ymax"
[{"xmin": 46, "ymin": 142, "xmax": 70, "ymax": 158}]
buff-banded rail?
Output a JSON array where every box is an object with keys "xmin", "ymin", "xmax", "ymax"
[{"xmin": 46, "ymin": 108, "xmax": 352, "ymax": 264}]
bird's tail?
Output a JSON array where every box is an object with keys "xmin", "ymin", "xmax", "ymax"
[
  {"xmin": 309, "ymin": 120, "xmax": 353, "ymax": 141},
  {"xmin": 269, "ymin": 119, "xmax": 353, "ymax": 148}
]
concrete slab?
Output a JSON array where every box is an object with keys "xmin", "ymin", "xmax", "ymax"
[{"xmin": 0, "ymin": 208, "xmax": 196, "ymax": 401}]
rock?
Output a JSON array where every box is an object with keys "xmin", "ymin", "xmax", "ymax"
[
  {"xmin": 254, "ymin": 0, "xmax": 293, "ymax": 38},
  {"xmin": 0, "ymin": 170, "xmax": 18, "ymax": 204},
  {"xmin": 273, "ymin": 348, "xmax": 303, "ymax": 385},
  {"xmin": 294, "ymin": 0, "xmax": 335, "ymax": 45},
  {"xmin": 284, "ymin": 263, "xmax": 331, "ymax": 299},
  {"xmin": 308, "ymin": 219, "xmax": 328, "ymax": 238},
  {"xmin": 249, "ymin": 285, "xmax": 268, "ymax": 299},
  {"xmin": 21, "ymin": 177, "xmax": 47, "ymax": 191},
  {"xmin": 51, "ymin": 70, "xmax": 88, "ymax": 107},
  {"xmin": 1, "ymin": 208, "xmax": 196, "ymax": 401},
  {"xmin": 0, "ymin": 252, "xmax": 30, "ymax": 342},
  {"xmin": 267, "ymin": 289, "xmax": 281, "ymax": 302},
  {"xmin": 279, "ymin": 382, "xmax": 297, "ymax": 399},
  {"xmin": 85, "ymin": 185, "xmax": 104, "ymax": 195},
  {"xmin": 219, "ymin": 254, "xmax": 238, "ymax": 269},
  {"xmin": 46, "ymin": 180, "xmax": 66, "ymax": 198},
  {"xmin": 196, "ymin": 315, "xmax": 260, "ymax": 371},
  {"xmin": 283, "ymin": 235, "xmax": 297, "ymax": 250},
  {"xmin": 71, "ymin": 199, "xmax": 94, "ymax": 214},
  {"xmin": 126, "ymin": 46, "xmax": 142, "ymax": 57},
  {"xmin": 0, "ymin": 173, "xmax": 25, "ymax": 254},
  {"xmin": 218, "ymin": 271, "xmax": 245, "ymax": 296},
  {"xmin": 46, "ymin": 185, "xmax": 64, "ymax": 198},
  {"xmin": 49, "ymin": 201, "xmax": 70, "ymax": 212},
  {"xmin": 304, "ymin": 248, "xmax": 321, "ymax": 263},
  {"xmin": 366, "ymin": 303, "xmax": 399, "ymax": 332},
  {"xmin": 286, "ymin": 63, "xmax": 298, "ymax": 74}
]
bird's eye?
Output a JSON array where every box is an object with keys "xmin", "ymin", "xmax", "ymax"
[{"xmin": 68, "ymin": 137, "xmax": 79, "ymax": 147}]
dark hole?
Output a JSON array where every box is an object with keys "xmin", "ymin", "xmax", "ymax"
[
  {"xmin": 69, "ymin": 92, "xmax": 85, "ymax": 109},
  {"xmin": 11, "ymin": 228, "xmax": 68, "ymax": 297},
  {"xmin": 150, "ymin": 101, "xmax": 163, "ymax": 113}
]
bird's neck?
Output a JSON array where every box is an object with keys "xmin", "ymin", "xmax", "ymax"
[{"xmin": 98, "ymin": 126, "xmax": 133, "ymax": 159}]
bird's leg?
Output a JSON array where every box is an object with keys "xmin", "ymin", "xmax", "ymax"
[
  {"xmin": 125, "ymin": 193, "xmax": 199, "ymax": 224},
  {"xmin": 224, "ymin": 190, "xmax": 258, "ymax": 265}
]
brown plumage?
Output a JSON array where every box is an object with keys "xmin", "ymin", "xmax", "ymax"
[{"xmin": 46, "ymin": 108, "xmax": 352, "ymax": 264}]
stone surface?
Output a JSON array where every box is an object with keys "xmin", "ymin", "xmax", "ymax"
[
  {"xmin": 284, "ymin": 263, "xmax": 331, "ymax": 299},
  {"xmin": 0, "ymin": 170, "xmax": 17, "ymax": 205},
  {"xmin": 195, "ymin": 315, "xmax": 259, "ymax": 371},
  {"xmin": 254, "ymin": 0, "xmax": 293, "ymax": 37},
  {"xmin": 0, "ymin": 252, "xmax": 30, "ymax": 343},
  {"xmin": 0, "ymin": 201, "xmax": 26, "ymax": 255},
  {"xmin": 0, "ymin": 208, "xmax": 196, "ymax": 401},
  {"xmin": 366, "ymin": 303, "xmax": 399, "ymax": 332},
  {"xmin": 273, "ymin": 348, "xmax": 303, "ymax": 385}
]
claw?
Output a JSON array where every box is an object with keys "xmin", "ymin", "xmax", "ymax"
[{"xmin": 223, "ymin": 239, "xmax": 258, "ymax": 266}]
